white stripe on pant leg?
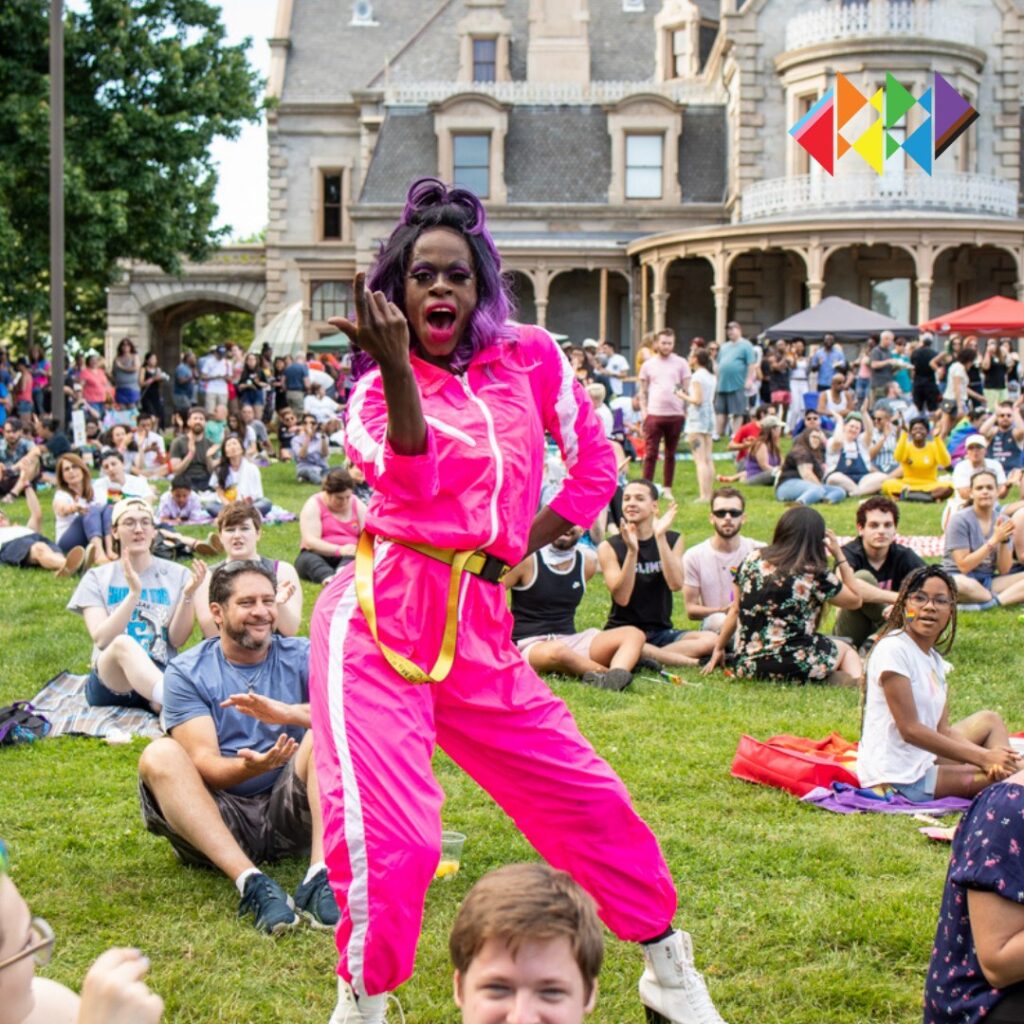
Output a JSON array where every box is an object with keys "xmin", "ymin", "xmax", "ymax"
[{"xmin": 327, "ymin": 580, "xmax": 372, "ymax": 995}]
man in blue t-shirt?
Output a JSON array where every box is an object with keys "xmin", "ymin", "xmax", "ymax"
[
  {"xmin": 283, "ymin": 355, "xmax": 310, "ymax": 414},
  {"xmin": 714, "ymin": 321, "xmax": 757, "ymax": 439},
  {"xmin": 137, "ymin": 560, "xmax": 339, "ymax": 935}
]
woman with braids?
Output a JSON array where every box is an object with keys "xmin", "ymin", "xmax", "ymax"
[
  {"xmin": 858, "ymin": 565, "xmax": 1020, "ymax": 803},
  {"xmin": 309, "ymin": 178, "xmax": 726, "ymax": 1024}
]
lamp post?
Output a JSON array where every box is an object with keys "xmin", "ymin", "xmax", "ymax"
[{"xmin": 49, "ymin": 0, "xmax": 65, "ymax": 429}]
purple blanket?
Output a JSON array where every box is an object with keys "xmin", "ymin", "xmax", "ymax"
[{"xmin": 801, "ymin": 782, "xmax": 970, "ymax": 815}]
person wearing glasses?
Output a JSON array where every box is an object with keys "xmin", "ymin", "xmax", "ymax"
[
  {"xmin": 858, "ymin": 566, "xmax": 1020, "ymax": 803},
  {"xmin": 682, "ymin": 488, "xmax": 763, "ymax": 634},
  {"xmin": 0, "ymin": 839, "xmax": 164, "ymax": 1024},
  {"xmin": 67, "ymin": 498, "xmax": 205, "ymax": 710},
  {"xmin": 291, "ymin": 414, "xmax": 330, "ymax": 484}
]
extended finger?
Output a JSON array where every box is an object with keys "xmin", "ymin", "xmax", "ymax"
[
  {"xmin": 353, "ymin": 272, "xmax": 368, "ymax": 325},
  {"xmin": 328, "ymin": 317, "xmax": 359, "ymax": 342}
]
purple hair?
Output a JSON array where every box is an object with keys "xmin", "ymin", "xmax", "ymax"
[{"xmin": 351, "ymin": 177, "xmax": 515, "ymax": 378}]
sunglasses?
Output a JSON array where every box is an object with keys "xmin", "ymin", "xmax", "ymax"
[
  {"xmin": 711, "ymin": 509, "xmax": 743, "ymax": 519},
  {"xmin": 0, "ymin": 917, "xmax": 54, "ymax": 972}
]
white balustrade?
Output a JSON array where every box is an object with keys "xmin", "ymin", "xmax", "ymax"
[
  {"xmin": 785, "ymin": 0, "xmax": 976, "ymax": 51},
  {"xmin": 739, "ymin": 173, "xmax": 1018, "ymax": 221},
  {"xmin": 383, "ymin": 79, "xmax": 724, "ymax": 107}
]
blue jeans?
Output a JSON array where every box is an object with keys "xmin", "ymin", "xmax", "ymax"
[
  {"xmin": 776, "ymin": 477, "xmax": 847, "ymax": 505},
  {"xmin": 58, "ymin": 505, "xmax": 111, "ymax": 553}
]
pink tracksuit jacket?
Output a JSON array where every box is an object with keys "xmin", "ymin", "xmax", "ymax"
[{"xmin": 309, "ymin": 324, "xmax": 677, "ymax": 997}]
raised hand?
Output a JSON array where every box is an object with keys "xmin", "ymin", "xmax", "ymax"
[
  {"xmin": 824, "ymin": 528, "xmax": 843, "ymax": 561},
  {"xmin": 238, "ymin": 733, "xmax": 298, "ymax": 772},
  {"xmin": 77, "ymin": 948, "xmax": 165, "ymax": 1024},
  {"xmin": 620, "ymin": 520, "xmax": 640, "ymax": 555},
  {"xmin": 653, "ymin": 500, "xmax": 678, "ymax": 538},
  {"xmin": 121, "ymin": 552, "xmax": 143, "ymax": 597},
  {"xmin": 329, "ymin": 272, "xmax": 411, "ymax": 372},
  {"xmin": 276, "ymin": 579, "xmax": 296, "ymax": 606},
  {"xmin": 184, "ymin": 558, "xmax": 207, "ymax": 598}
]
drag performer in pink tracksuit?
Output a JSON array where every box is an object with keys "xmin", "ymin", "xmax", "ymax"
[{"xmin": 309, "ymin": 178, "xmax": 726, "ymax": 1024}]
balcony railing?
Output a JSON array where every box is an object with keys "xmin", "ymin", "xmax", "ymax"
[
  {"xmin": 739, "ymin": 173, "xmax": 1019, "ymax": 221},
  {"xmin": 784, "ymin": 0, "xmax": 976, "ymax": 52},
  {"xmin": 382, "ymin": 79, "xmax": 725, "ymax": 107}
]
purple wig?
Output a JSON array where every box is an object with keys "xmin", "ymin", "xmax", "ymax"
[{"xmin": 351, "ymin": 177, "xmax": 515, "ymax": 378}]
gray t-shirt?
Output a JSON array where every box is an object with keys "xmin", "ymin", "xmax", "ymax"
[
  {"xmin": 869, "ymin": 346, "xmax": 893, "ymax": 389},
  {"xmin": 942, "ymin": 506, "xmax": 1003, "ymax": 578},
  {"xmin": 162, "ymin": 635, "xmax": 310, "ymax": 796},
  {"xmin": 67, "ymin": 558, "xmax": 191, "ymax": 666}
]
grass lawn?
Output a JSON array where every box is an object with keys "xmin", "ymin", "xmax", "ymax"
[{"xmin": 0, "ymin": 450, "xmax": 1018, "ymax": 1023}]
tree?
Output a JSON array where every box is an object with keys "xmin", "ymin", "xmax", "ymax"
[
  {"xmin": 182, "ymin": 309, "xmax": 254, "ymax": 353},
  {"xmin": 0, "ymin": 0, "xmax": 263, "ymax": 345}
]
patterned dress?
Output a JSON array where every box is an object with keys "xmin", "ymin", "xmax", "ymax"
[
  {"xmin": 732, "ymin": 552, "xmax": 841, "ymax": 683},
  {"xmin": 925, "ymin": 782, "xmax": 1024, "ymax": 1023}
]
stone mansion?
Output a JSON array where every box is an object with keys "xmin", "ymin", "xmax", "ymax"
[{"xmin": 106, "ymin": 0, "xmax": 1024, "ymax": 362}]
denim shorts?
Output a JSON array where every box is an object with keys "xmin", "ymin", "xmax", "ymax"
[
  {"xmin": 644, "ymin": 627, "xmax": 687, "ymax": 648},
  {"xmin": 86, "ymin": 670, "xmax": 158, "ymax": 711},
  {"xmin": 890, "ymin": 764, "xmax": 938, "ymax": 803}
]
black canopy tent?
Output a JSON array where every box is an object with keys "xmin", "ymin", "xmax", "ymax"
[{"xmin": 763, "ymin": 296, "xmax": 916, "ymax": 341}]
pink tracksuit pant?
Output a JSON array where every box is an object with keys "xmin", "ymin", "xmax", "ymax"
[{"xmin": 309, "ymin": 545, "xmax": 677, "ymax": 998}]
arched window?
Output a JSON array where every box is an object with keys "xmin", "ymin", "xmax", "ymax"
[{"xmin": 312, "ymin": 281, "xmax": 354, "ymax": 322}]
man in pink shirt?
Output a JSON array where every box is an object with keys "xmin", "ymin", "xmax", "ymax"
[{"xmin": 639, "ymin": 328, "xmax": 690, "ymax": 489}]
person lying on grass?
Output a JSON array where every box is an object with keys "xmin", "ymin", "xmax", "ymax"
[
  {"xmin": 858, "ymin": 564, "xmax": 1021, "ymax": 802},
  {"xmin": 137, "ymin": 560, "xmax": 338, "ymax": 937},
  {"xmin": 0, "ymin": 838, "xmax": 164, "ymax": 1024},
  {"xmin": 941, "ymin": 469, "xmax": 1024, "ymax": 611},
  {"xmin": 0, "ymin": 485, "xmax": 85, "ymax": 578},
  {"xmin": 449, "ymin": 862, "xmax": 603, "ymax": 1024},
  {"xmin": 703, "ymin": 505, "xmax": 863, "ymax": 685}
]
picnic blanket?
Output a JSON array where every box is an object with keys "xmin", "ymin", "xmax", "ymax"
[
  {"xmin": 731, "ymin": 732, "xmax": 861, "ymax": 797},
  {"xmin": 28, "ymin": 672, "xmax": 163, "ymax": 741},
  {"xmin": 801, "ymin": 782, "xmax": 970, "ymax": 816},
  {"xmin": 836, "ymin": 534, "xmax": 945, "ymax": 558},
  {"xmin": 263, "ymin": 505, "xmax": 297, "ymax": 524}
]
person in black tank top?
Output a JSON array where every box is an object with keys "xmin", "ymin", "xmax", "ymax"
[
  {"xmin": 504, "ymin": 526, "xmax": 644, "ymax": 691},
  {"xmin": 597, "ymin": 480, "xmax": 716, "ymax": 667}
]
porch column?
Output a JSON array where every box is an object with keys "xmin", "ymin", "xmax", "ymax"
[
  {"xmin": 916, "ymin": 279, "xmax": 933, "ymax": 324},
  {"xmin": 532, "ymin": 266, "xmax": 551, "ymax": 329},
  {"xmin": 711, "ymin": 249, "xmax": 730, "ymax": 342},
  {"xmin": 598, "ymin": 267, "xmax": 609, "ymax": 341},
  {"xmin": 651, "ymin": 259, "xmax": 669, "ymax": 332}
]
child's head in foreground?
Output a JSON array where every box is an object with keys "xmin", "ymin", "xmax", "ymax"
[{"xmin": 450, "ymin": 863, "xmax": 603, "ymax": 1024}]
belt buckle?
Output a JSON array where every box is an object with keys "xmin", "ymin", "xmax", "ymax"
[{"xmin": 477, "ymin": 554, "xmax": 508, "ymax": 584}]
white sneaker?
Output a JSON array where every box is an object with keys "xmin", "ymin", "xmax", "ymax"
[
  {"xmin": 327, "ymin": 979, "xmax": 402, "ymax": 1024},
  {"xmin": 638, "ymin": 930, "xmax": 727, "ymax": 1024}
]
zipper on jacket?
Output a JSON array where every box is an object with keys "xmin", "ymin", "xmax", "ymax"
[{"xmin": 458, "ymin": 373, "xmax": 502, "ymax": 549}]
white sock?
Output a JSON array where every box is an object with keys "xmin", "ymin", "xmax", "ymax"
[
  {"xmin": 151, "ymin": 678, "xmax": 165, "ymax": 706},
  {"xmin": 357, "ymin": 994, "xmax": 388, "ymax": 1024},
  {"xmin": 235, "ymin": 867, "xmax": 262, "ymax": 895},
  {"xmin": 304, "ymin": 860, "xmax": 326, "ymax": 884}
]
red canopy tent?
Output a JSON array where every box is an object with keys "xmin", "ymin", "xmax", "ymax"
[{"xmin": 920, "ymin": 295, "xmax": 1024, "ymax": 335}]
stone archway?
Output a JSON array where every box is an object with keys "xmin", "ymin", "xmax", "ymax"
[
  {"xmin": 664, "ymin": 257, "xmax": 714, "ymax": 350},
  {"xmin": 547, "ymin": 269, "xmax": 630, "ymax": 346},
  {"xmin": 106, "ymin": 245, "xmax": 267, "ymax": 368},
  {"xmin": 823, "ymin": 243, "xmax": 917, "ymax": 321},
  {"xmin": 508, "ymin": 271, "xmax": 537, "ymax": 325},
  {"xmin": 726, "ymin": 248, "xmax": 808, "ymax": 337},
  {"xmin": 930, "ymin": 244, "xmax": 1019, "ymax": 315}
]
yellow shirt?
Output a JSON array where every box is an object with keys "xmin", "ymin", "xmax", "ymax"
[{"xmin": 892, "ymin": 433, "xmax": 950, "ymax": 490}]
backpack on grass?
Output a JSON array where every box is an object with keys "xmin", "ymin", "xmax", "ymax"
[{"xmin": 0, "ymin": 702, "xmax": 51, "ymax": 746}]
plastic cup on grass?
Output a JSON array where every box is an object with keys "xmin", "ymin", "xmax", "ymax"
[{"xmin": 435, "ymin": 831, "xmax": 466, "ymax": 880}]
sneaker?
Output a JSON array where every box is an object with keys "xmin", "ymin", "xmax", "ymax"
[
  {"xmin": 193, "ymin": 540, "xmax": 219, "ymax": 557},
  {"xmin": 238, "ymin": 873, "xmax": 299, "ymax": 935},
  {"xmin": 55, "ymin": 546, "xmax": 85, "ymax": 578},
  {"xmin": 295, "ymin": 867, "xmax": 340, "ymax": 930},
  {"xmin": 581, "ymin": 668, "xmax": 633, "ymax": 691},
  {"xmin": 636, "ymin": 657, "xmax": 663, "ymax": 673},
  {"xmin": 638, "ymin": 930, "xmax": 727, "ymax": 1024},
  {"xmin": 328, "ymin": 980, "xmax": 393, "ymax": 1024},
  {"xmin": 205, "ymin": 531, "xmax": 224, "ymax": 553}
]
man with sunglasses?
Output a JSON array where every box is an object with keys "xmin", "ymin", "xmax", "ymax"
[
  {"xmin": 981, "ymin": 401, "xmax": 1024, "ymax": 497},
  {"xmin": 682, "ymin": 488, "xmax": 763, "ymax": 633},
  {"xmin": 292, "ymin": 414, "xmax": 330, "ymax": 484},
  {"xmin": 0, "ymin": 839, "xmax": 164, "ymax": 1024}
]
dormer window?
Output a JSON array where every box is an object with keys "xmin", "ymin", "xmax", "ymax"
[{"xmin": 472, "ymin": 38, "xmax": 497, "ymax": 82}]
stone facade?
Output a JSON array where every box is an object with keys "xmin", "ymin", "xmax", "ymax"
[{"xmin": 108, "ymin": 0, "xmax": 1024, "ymax": 357}]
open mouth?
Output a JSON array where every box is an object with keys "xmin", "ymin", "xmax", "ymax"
[{"xmin": 424, "ymin": 306, "xmax": 458, "ymax": 345}]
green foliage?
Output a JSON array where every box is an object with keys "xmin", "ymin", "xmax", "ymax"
[
  {"xmin": 0, "ymin": 0, "xmax": 263, "ymax": 343},
  {"xmin": 0, "ymin": 455, "xmax": 1010, "ymax": 1022},
  {"xmin": 180, "ymin": 309, "xmax": 255, "ymax": 353}
]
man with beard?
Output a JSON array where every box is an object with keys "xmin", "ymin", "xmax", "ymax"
[
  {"xmin": 168, "ymin": 405, "xmax": 218, "ymax": 491},
  {"xmin": 682, "ymin": 488, "xmax": 763, "ymax": 633},
  {"xmin": 505, "ymin": 524, "xmax": 644, "ymax": 691},
  {"xmin": 137, "ymin": 561, "xmax": 339, "ymax": 936},
  {"xmin": 597, "ymin": 479, "xmax": 717, "ymax": 666}
]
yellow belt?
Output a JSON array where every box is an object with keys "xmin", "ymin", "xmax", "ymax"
[{"xmin": 354, "ymin": 531, "xmax": 507, "ymax": 684}]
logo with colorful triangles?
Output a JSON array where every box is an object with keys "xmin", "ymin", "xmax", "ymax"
[{"xmin": 789, "ymin": 72, "xmax": 978, "ymax": 175}]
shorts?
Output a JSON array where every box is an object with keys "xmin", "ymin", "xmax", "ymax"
[
  {"xmin": 85, "ymin": 671, "xmax": 156, "ymax": 711},
  {"xmin": 0, "ymin": 532, "xmax": 58, "ymax": 567},
  {"xmin": 889, "ymin": 764, "xmax": 938, "ymax": 803},
  {"xmin": 516, "ymin": 627, "xmax": 600, "ymax": 660},
  {"xmin": 966, "ymin": 570, "xmax": 994, "ymax": 593},
  {"xmin": 770, "ymin": 390, "xmax": 792, "ymax": 405},
  {"xmin": 138, "ymin": 758, "xmax": 311, "ymax": 868},
  {"xmin": 644, "ymin": 627, "xmax": 688, "ymax": 648},
  {"xmin": 115, "ymin": 387, "xmax": 140, "ymax": 406},
  {"xmin": 714, "ymin": 389, "xmax": 746, "ymax": 417}
]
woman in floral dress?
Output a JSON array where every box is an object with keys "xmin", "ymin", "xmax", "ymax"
[{"xmin": 703, "ymin": 505, "xmax": 863, "ymax": 684}]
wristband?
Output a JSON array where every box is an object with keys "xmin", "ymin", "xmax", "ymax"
[{"xmin": 835, "ymin": 559, "xmax": 849, "ymax": 567}]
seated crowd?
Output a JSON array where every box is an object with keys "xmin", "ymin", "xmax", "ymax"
[{"xmin": 5, "ymin": 328, "xmax": 1024, "ymax": 1024}]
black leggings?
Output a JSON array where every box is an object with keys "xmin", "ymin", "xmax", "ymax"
[
  {"xmin": 989, "ymin": 986, "xmax": 1024, "ymax": 1023},
  {"xmin": 295, "ymin": 549, "xmax": 350, "ymax": 584}
]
